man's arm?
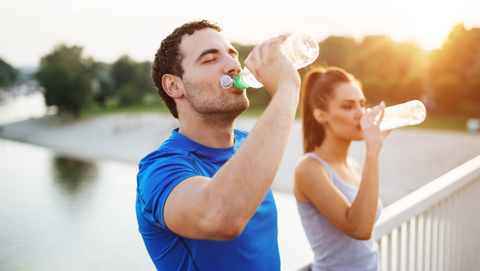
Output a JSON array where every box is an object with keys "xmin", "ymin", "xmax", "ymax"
[{"xmin": 164, "ymin": 35, "xmax": 301, "ymax": 240}]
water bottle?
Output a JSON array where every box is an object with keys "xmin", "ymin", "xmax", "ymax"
[
  {"xmin": 379, "ymin": 100, "xmax": 427, "ymax": 131},
  {"xmin": 220, "ymin": 32, "xmax": 319, "ymax": 89}
]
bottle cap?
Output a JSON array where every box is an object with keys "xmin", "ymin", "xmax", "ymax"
[
  {"xmin": 220, "ymin": 75, "xmax": 234, "ymax": 89},
  {"xmin": 234, "ymin": 76, "xmax": 247, "ymax": 89}
]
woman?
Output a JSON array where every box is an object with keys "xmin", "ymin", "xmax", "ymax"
[{"xmin": 294, "ymin": 66, "xmax": 390, "ymax": 271}]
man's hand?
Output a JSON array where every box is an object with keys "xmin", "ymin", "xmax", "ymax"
[{"xmin": 244, "ymin": 35, "xmax": 301, "ymax": 96}]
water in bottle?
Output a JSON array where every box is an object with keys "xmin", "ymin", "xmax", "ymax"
[
  {"xmin": 220, "ymin": 32, "xmax": 319, "ymax": 89},
  {"xmin": 379, "ymin": 100, "xmax": 427, "ymax": 131}
]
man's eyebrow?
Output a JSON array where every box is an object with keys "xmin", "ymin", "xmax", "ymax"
[
  {"xmin": 195, "ymin": 48, "xmax": 239, "ymax": 63},
  {"xmin": 229, "ymin": 48, "xmax": 239, "ymax": 58},
  {"xmin": 196, "ymin": 49, "xmax": 219, "ymax": 63}
]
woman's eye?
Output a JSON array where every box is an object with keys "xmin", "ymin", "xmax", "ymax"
[
  {"xmin": 204, "ymin": 59, "xmax": 215, "ymax": 63},
  {"xmin": 343, "ymin": 105, "xmax": 352, "ymax": 109}
]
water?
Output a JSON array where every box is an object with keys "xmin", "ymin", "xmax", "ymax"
[
  {"xmin": 0, "ymin": 92, "xmax": 52, "ymax": 126},
  {"xmin": 0, "ymin": 139, "xmax": 154, "ymax": 271}
]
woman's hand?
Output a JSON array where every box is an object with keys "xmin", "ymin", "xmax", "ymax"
[{"xmin": 361, "ymin": 101, "xmax": 391, "ymax": 154}]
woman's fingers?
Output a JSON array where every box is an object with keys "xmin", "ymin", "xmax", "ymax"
[
  {"xmin": 376, "ymin": 101, "xmax": 386, "ymax": 123},
  {"xmin": 381, "ymin": 129, "xmax": 392, "ymax": 138}
]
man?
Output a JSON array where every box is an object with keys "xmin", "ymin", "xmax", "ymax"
[{"xmin": 136, "ymin": 20, "xmax": 300, "ymax": 270}]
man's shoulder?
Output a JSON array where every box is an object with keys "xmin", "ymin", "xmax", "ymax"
[
  {"xmin": 234, "ymin": 129, "xmax": 249, "ymax": 142},
  {"xmin": 137, "ymin": 144, "xmax": 198, "ymax": 194},
  {"xmin": 139, "ymin": 144, "xmax": 192, "ymax": 170},
  {"xmin": 234, "ymin": 128, "xmax": 248, "ymax": 137}
]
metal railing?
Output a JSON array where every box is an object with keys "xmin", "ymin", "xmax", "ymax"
[{"xmin": 374, "ymin": 154, "xmax": 480, "ymax": 271}]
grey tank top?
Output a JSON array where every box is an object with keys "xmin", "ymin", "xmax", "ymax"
[{"xmin": 296, "ymin": 153, "xmax": 382, "ymax": 271}]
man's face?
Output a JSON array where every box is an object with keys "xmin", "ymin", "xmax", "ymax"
[{"xmin": 178, "ymin": 28, "xmax": 248, "ymax": 123}]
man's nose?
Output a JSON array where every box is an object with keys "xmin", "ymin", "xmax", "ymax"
[{"xmin": 223, "ymin": 56, "xmax": 242, "ymax": 76}]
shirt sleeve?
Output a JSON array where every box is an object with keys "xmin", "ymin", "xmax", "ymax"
[{"xmin": 136, "ymin": 151, "xmax": 198, "ymax": 229}]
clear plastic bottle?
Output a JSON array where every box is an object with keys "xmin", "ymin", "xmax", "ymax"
[
  {"xmin": 220, "ymin": 32, "xmax": 319, "ymax": 89},
  {"xmin": 379, "ymin": 100, "xmax": 427, "ymax": 131}
]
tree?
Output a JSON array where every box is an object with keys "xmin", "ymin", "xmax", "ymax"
[
  {"xmin": 111, "ymin": 55, "xmax": 153, "ymax": 107},
  {"xmin": 0, "ymin": 58, "xmax": 19, "ymax": 88},
  {"xmin": 349, "ymin": 36, "xmax": 426, "ymax": 105},
  {"xmin": 92, "ymin": 62, "xmax": 115, "ymax": 107},
  {"xmin": 429, "ymin": 24, "xmax": 480, "ymax": 115},
  {"xmin": 314, "ymin": 36, "xmax": 358, "ymax": 72},
  {"xmin": 36, "ymin": 44, "xmax": 94, "ymax": 117}
]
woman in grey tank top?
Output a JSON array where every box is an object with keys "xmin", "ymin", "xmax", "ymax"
[{"xmin": 294, "ymin": 67, "xmax": 391, "ymax": 271}]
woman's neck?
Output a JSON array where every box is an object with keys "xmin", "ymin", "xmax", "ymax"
[{"xmin": 313, "ymin": 134, "xmax": 351, "ymax": 166}]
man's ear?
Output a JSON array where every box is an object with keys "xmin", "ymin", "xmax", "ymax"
[
  {"xmin": 312, "ymin": 108, "xmax": 328, "ymax": 125},
  {"xmin": 162, "ymin": 74, "xmax": 184, "ymax": 99}
]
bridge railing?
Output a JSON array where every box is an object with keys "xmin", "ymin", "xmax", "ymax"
[{"xmin": 374, "ymin": 154, "xmax": 480, "ymax": 271}]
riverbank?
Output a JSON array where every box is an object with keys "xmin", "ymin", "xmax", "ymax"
[{"xmin": 1, "ymin": 112, "xmax": 480, "ymax": 206}]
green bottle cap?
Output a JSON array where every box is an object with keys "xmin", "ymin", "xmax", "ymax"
[{"xmin": 234, "ymin": 75, "xmax": 247, "ymax": 89}]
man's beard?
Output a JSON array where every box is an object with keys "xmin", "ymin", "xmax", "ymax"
[{"xmin": 183, "ymin": 78, "xmax": 249, "ymax": 125}]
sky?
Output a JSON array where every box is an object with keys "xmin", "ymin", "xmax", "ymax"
[{"xmin": 1, "ymin": 0, "xmax": 479, "ymax": 67}]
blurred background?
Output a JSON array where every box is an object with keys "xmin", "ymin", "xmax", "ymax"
[{"xmin": 1, "ymin": 0, "xmax": 480, "ymax": 270}]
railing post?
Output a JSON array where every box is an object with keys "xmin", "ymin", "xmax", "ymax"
[
  {"xmin": 417, "ymin": 214, "xmax": 424, "ymax": 271},
  {"xmin": 431, "ymin": 205, "xmax": 438, "ymax": 271},
  {"xmin": 437, "ymin": 199, "xmax": 445, "ymax": 271},
  {"xmin": 443, "ymin": 196, "xmax": 451, "ymax": 270},
  {"xmin": 409, "ymin": 216, "xmax": 416, "ymax": 271},
  {"xmin": 425, "ymin": 210, "xmax": 432, "ymax": 271},
  {"xmin": 400, "ymin": 222, "xmax": 408, "ymax": 271}
]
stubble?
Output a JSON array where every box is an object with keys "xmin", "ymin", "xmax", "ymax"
[{"xmin": 183, "ymin": 79, "xmax": 249, "ymax": 125}]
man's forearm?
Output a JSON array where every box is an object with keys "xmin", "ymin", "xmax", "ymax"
[{"xmin": 208, "ymin": 87, "xmax": 299, "ymax": 223}]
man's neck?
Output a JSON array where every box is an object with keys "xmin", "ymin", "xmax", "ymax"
[{"xmin": 177, "ymin": 113, "xmax": 236, "ymax": 149}]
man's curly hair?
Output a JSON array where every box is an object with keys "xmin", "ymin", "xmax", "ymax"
[{"xmin": 152, "ymin": 20, "xmax": 222, "ymax": 118}]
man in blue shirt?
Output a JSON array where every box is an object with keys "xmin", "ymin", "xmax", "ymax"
[{"xmin": 136, "ymin": 20, "xmax": 301, "ymax": 270}]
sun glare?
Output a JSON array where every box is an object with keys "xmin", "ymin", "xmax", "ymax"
[{"xmin": 368, "ymin": 0, "xmax": 471, "ymax": 50}]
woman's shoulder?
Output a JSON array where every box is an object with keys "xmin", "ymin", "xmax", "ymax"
[{"xmin": 295, "ymin": 154, "xmax": 330, "ymax": 183}]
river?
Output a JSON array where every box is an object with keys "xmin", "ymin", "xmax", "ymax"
[{"xmin": 0, "ymin": 139, "xmax": 155, "ymax": 270}]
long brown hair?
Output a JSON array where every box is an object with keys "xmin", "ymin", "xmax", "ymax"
[{"xmin": 301, "ymin": 66, "xmax": 359, "ymax": 153}]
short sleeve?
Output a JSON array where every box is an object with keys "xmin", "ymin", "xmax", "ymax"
[{"xmin": 136, "ymin": 151, "xmax": 198, "ymax": 229}]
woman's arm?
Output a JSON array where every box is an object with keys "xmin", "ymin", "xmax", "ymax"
[{"xmin": 295, "ymin": 103, "xmax": 388, "ymax": 240}]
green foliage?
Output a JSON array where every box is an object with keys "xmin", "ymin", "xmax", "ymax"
[
  {"xmin": 306, "ymin": 35, "xmax": 427, "ymax": 106},
  {"xmin": 314, "ymin": 36, "xmax": 358, "ymax": 72},
  {"xmin": 431, "ymin": 75, "xmax": 467, "ymax": 114},
  {"xmin": 112, "ymin": 55, "xmax": 136, "ymax": 90},
  {"xmin": 119, "ymin": 84, "xmax": 143, "ymax": 107},
  {"xmin": 233, "ymin": 36, "xmax": 426, "ymax": 109},
  {"xmin": 429, "ymin": 24, "xmax": 480, "ymax": 115},
  {"xmin": 39, "ymin": 24, "xmax": 480, "ymax": 120},
  {"xmin": 111, "ymin": 56, "xmax": 153, "ymax": 107},
  {"xmin": 35, "ymin": 44, "xmax": 94, "ymax": 117},
  {"xmin": 92, "ymin": 62, "xmax": 115, "ymax": 107},
  {"xmin": 0, "ymin": 58, "xmax": 19, "ymax": 88}
]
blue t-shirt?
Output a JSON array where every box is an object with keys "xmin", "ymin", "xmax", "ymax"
[{"xmin": 136, "ymin": 128, "xmax": 280, "ymax": 271}]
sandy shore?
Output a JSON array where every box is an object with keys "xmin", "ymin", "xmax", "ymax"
[{"xmin": 1, "ymin": 112, "xmax": 480, "ymax": 206}]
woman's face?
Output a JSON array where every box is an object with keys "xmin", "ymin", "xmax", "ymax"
[{"xmin": 322, "ymin": 82, "xmax": 366, "ymax": 141}]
